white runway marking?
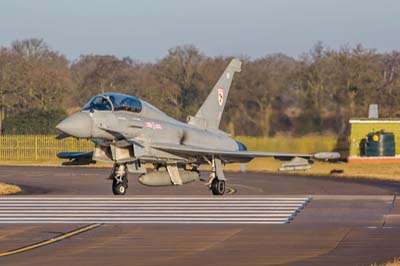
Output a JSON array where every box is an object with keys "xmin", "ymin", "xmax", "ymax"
[{"xmin": 0, "ymin": 197, "xmax": 310, "ymax": 224}]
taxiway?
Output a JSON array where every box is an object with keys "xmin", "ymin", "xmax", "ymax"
[{"xmin": 1, "ymin": 166, "xmax": 400, "ymax": 266}]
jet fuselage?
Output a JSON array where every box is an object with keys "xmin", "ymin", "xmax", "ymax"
[{"xmin": 57, "ymin": 93, "xmax": 245, "ymax": 165}]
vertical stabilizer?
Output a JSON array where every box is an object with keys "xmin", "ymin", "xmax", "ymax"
[{"xmin": 188, "ymin": 58, "xmax": 241, "ymax": 129}]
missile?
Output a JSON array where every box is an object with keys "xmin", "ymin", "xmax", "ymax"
[{"xmin": 138, "ymin": 168, "xmax": 200, "ymax": 186}]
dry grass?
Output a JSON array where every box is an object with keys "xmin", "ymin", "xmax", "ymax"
[
  {"xmin": 2, "ymin": 158, "xmax": 400, "ymax": 183},
  {"xmin": 373, "ymin": 258, "xmax": 400, "ymax": 266},
  {"xmin": 0, "ymin": 160, "xmax": 64, "ymax": 166},
  {"xmin": 235, "ymin": 136, "xmax": 337, "ymax": 154},
  {"xmin": 385, "ymin": 262, "xmax": 400, "ymax": 266},
  {"xmin": 224, "ymin": 158, "xmax": 400, "ymax": 183},
  {"xmin": 0, "ymin": 182, "xmax": 22, "ymax": 195},
  {"xmin": 0, "ymin": 160, "xmax": 112, "ymax": 167},
  {"xmin": 0, "ymin": 135, "xmax": 336, "ymax": 161}
]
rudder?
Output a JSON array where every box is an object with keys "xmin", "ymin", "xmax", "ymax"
[{"xmin": 188, "ymin": 58, "xmax": 241, "ymax": 129}]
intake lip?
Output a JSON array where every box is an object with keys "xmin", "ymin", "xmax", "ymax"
[{"xmin": 56, "ymin": 112, "xmax": 93, "ymax": 138}]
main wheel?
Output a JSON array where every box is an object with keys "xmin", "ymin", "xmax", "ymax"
[
  {"xmin": 211, "ymin": 178, "xmax": 225, "ymax": 195},
  {"xmin": 112, "ymin": 175, "xmax": 128, "ymax": 195}
]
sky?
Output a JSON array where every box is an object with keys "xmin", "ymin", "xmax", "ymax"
[{"xmin": 0, "ymin": 0, "xmax": 399, "ymax": 62}]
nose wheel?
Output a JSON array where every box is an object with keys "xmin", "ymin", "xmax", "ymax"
[
  {"xmin": 112, "ymin": 178, "xmax": 128, "ymax": 195},
  {"xmin": 111, "ymin": 164, "xmax": 128, "ymax": 195}
]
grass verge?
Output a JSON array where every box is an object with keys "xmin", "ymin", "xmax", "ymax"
[
  {"xmin": 224, "ymin": 158, "xmax": 400, "ymax": 183},
  {"xmin": 0, "ymin": 160, "xmax": 112, "ymax": 167},
  {"xmin": 373, "ymin": 258, "xmax": 400, "ymax": 266},
  {"xmin": 0, "ymin": 182, "xmax": 22, "ymax": 195},
  {"xmin": 2, "ymin": 158, "xmax": 400, "ymax": 183}
]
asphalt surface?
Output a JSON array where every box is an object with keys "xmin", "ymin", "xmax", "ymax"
[{"xmin": 1, "ymin": 166, "xmax": 400, "ymax": 266}]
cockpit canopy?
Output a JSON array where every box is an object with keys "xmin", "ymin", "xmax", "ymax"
[{"xmin": 81, "ymin": 93, "xmax": 142, "ymax": 113}]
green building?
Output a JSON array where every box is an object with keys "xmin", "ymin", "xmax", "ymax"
[{"xmin": 349, "ymin": 119, "xmax": 400, "ymax": 157}]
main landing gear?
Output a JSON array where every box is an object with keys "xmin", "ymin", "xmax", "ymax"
[
  {"xmin": 210, "ymin": 176, "xmax": 225, "ymax": 195},
  {"xmin": 206, "ymin": 156, "xmax": 227, "ymax": 196},
  {"xmin": 111, "ymin": 164, "xmax": 128, "ymax": 195}
]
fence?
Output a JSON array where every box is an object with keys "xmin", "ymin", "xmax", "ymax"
[
  {"xmin": 0, "ymin": 135, "xmax": 94, "ymax": 161},
  {"xmin": 0, "ymin": 135, "xmax": 338, "ymax": 162}
]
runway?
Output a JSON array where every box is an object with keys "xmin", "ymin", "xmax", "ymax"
[
  {"xmin": 1, "ymin": 166, "xmax": 400, "ymax": 266},
  {"xmin": 0, "ymin": 197, "xmax": 309, "ymax": 224}
]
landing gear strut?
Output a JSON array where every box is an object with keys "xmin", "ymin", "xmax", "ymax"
[
  {"xmin": 111, "ymin": 164, "xmax": 128, "ymax": 195},
  {"xmin": 206, "ymin": 155, "xmax": 227, "ymax": 196}
]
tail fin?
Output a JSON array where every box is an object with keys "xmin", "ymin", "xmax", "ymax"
[{"xmin": 188, "ymin": 58, "xmax": 241, "ymax": 129}]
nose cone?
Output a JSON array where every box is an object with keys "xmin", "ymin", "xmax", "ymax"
[{"xmin": 56, "ymin": 112, "xmax": 93, "ymax": 138}]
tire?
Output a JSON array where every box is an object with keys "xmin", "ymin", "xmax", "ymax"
[
  {"xmin": 211, "ymin": 178, "xmax": 225, "ymax": 195},
  {"xmin": 112, "ymin": 175, "xmax": 128, "ymax": 195}
]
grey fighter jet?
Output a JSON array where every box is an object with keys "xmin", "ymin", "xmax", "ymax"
[{"xmin": 56, "ymin": 58, "xmax": 339, "ymax": 195}]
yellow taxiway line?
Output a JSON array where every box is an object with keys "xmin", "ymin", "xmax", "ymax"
[
  {"xmin": 0, "ymin": 223, "xmax": 101, "ymax": 257},
  {"xmin": 226, "ymin": 186, "xmax": 237, "ymax": 195}
]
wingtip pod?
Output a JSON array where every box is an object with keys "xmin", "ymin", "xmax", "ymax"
[{"xmin": 313, "ymin": 152, "xmax": 341, "ymax": 160}]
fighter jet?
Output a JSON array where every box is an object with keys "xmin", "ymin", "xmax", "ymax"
[{"xmin": 56, "ymin": 58, "xmax": 339, "ymax": 195}]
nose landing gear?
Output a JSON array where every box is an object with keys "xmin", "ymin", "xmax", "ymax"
[{"xmin": 111, "ymin": 164, "xmax": 128, "ymax": 195}]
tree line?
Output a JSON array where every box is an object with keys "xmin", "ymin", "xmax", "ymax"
[{"xmin": 0, "ymin": 38, "xmax": 399, "ymax": 136}]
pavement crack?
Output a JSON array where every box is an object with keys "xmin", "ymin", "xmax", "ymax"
[
  {"xmin": 382, "ymin": 193, "xmax": 397, "ymax": 227},
  {"xmin": 276, "ymin": 227, "xmax": 354, "ymax": 266}
]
